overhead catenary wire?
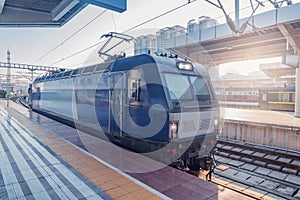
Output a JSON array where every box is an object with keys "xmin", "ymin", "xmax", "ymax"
[
  {"xmin": 50, "ymin": 42, "xmax": 101, "ymax": 66},
  {"xmin": 206, "ymin": 0, "xmax": 266, "ymax": 33},
  {"xmin": 212, "ymin": 0, "xmax": 268, "ymax": 21},
  {"xmin": 67, "ymin": 45, "xmax": 135, "ymax": 69},
  {"xmin": 124, "ymin": 0, "xmax": 197, "ymax": 33},
  {"xmin": 111, "ymin": 12, "xmax": 117, "ymax": 32},
  {"xmin": 32, "ymin": 10, "xmax": 108, "ymax": 64},
  {"xmin": 48, "ymin": 0, "xmax": 198, "ymax": 66},
  {"xmin": 46, "ymin": 0, "xmax": 274, "ymax": 68}
]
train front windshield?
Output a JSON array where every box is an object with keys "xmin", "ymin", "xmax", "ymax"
[{"xmin": 164, "ymin": 73, "xmax": 213, "ymax": 103}]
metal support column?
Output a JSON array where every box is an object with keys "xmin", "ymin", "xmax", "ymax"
[
  {"xmin": 235, "ymin": 0, "xmax": 239, "ymax": 31},
  {"xmin": 6, "ymin": 50, "xmax": 11, "ymax": 107},
  {"xmin": 295, "ymin": 60, "xmax": 300, "ymax": 117}
]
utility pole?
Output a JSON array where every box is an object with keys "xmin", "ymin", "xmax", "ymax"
[
  {"xmin": 235, "ymin": 0, "xmax": 240, "ymax": 32},
  {"xmin": 6, "ymin": 50, "xmax": 11, "ymax": 107}
]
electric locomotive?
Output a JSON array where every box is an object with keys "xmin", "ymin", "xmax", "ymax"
[{"xmin": 31, "ymin": 53, "xmax": 220, "ymax": 173}]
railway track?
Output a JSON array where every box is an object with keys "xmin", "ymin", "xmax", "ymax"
[
  {"xmin": 12, "ymin": 96, "xmax": 29, "ymax": 108},
  {"xmin": 217, "ymin": 138, "xmax": 300, "ymax": 173},
  {"xmin": 213, "ymin": 138, "xmax": 300, "ymax": 199}
]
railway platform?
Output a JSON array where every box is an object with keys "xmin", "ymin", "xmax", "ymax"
[
  {"xmin": 221, "ymin": 107, "xmax": 300, "ymax": 152},
  {"xmin": 222, "ymin": 107, "xmax": 300, "ymax": 128},
  {"xmin": 0, "ymin": 101, "xmax": 167, "ymax": 200},
  {"xmin": 0, "ymin": 105, "xmax": 111, "ymax": 199},
  {"xmin": 0, "ymin": 99, "xmax": 258, "ymax": 200}
]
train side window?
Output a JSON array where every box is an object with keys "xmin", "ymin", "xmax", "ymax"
[{"xmin": 129, "ymin": 79, "xmax": 141, "ymax": 101}]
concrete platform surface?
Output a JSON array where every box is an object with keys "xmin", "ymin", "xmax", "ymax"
[
  {"xmin": 1, "ymin": 100, "xmax": 256, "ymax": 200},
  {"xmin": 0, "ymin": 106, "xmax": 110, "ymax": 200},
  {"xmin": 222, "ymin": 108, "xmax": 300, "ymax": 128}
]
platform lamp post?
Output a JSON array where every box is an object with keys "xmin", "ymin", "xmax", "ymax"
[{"xmin": 6, "ymin": 50, "xmax": 11, "ymax": 107}]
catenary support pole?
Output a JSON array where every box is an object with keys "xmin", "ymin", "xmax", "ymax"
[
  {"xmin": 6, "ymin": 50, "xmax": 11, "ymax": 107},
  {"xmin": 235, "ymin": 0, "xmax": 239, "ymax": 31},
  {"xmin": 294, "ymin": 60, "xmax": 300, "ymax": 117}
]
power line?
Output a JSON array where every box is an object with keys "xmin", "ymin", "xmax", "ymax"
[
  {"xmin": 48, "ymin": 0, "xmax": 199, "ymax": 66},
  {"xmin": 111, "ymin": 12, "xmax": 117, "ymax": 32},
  {"xmin": 50, "ymin": 41, "xmax": 102, "ymax": 66},
  {"xmin": 209, "ymin": 0, "xmax": 269, "ymax": 21},
  {"xmin": 124, "ymin": 0, "xmax": 197, "ymax": 32},
  {"xmin": 67, "ymin": 44, "xmax": 135, "ymax": 68},
  {"xmin": 45, "ymin": 0, "xmax": 275, "ymax": 68},
  {"xmin": 32, "ymin": 10, "xmax": 108, "ymax": 64}
]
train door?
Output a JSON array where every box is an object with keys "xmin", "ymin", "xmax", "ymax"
[{"xmin": 110, "ymin": 73, "xmax": 125, "ymax": 137}]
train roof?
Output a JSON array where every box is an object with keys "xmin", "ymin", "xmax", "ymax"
[
  {"xmin": 151, "ymin": 55, "xmax": 209, "ymax": 77},
  {"xmin": 33, "ymin": 54, "xmax": 209, "ymax": 83},
  {"xmin": 109, "ymin": 54, "xmax": 156, "ymax": 72}
]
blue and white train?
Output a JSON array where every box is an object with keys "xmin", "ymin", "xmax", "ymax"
[{"xmin": 31, "ymin": 54, "xmax": 220, "ymax": 173}]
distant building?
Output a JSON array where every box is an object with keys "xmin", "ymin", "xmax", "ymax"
[
  {"xmin": 198, "ymin": 16, "xmax": 217, "ymax": 30},
  {"xmin": 134, "ymin": 25, "xmax": 187, "ymax": 55},
  {"xmin": 134, "ymin": 16, "xmax": 217, "ymax": 55},
  {"xmin": 187, "ymin": 16, "xmax": 217, "ymax": 33},
  {"xmin": 134, "ymin": 34, "xmax": 156, "ymax": 55},
  {"xmin": 187, "ymin": 19, "xmax": 198, "ymax": 33},
  {"xmin": 156, "ymin": 25, "xmax": 186, "ymax": 54}
]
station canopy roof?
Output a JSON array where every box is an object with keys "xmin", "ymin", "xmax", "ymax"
[
  {"xmin": 167, "ymin": 3, "xmax": 300, "ymax": 67},
  {"xmin": 0, "ymin": 0, "xmax": 126, "ymax": 27}
]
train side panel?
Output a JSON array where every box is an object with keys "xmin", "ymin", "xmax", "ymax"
[{"xmin": 260, "ymin": 87, "xmax": 295, "ymax": 111}]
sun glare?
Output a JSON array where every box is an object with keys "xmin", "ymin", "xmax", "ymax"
[{"xmin": 219, "ymin": 57, "xmax": 281, "ymax": 76}]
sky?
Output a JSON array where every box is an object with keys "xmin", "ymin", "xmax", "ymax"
[{"xmin": 0, "ymin": 0, "xmax": 299, "ymax": 77}]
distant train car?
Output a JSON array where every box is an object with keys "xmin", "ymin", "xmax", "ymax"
[
  {"xmin": 216, "ymin": 86, "xmax": 295, "ymax": 111},
  {"xmin": 31, "ymin": 54, "xmax": 220, "ymax": 173},
  {"xmin": 259, "ymin": 87, "xmax": 295, "ymax": 111},
  {"xmin": 216, "ymin": 88, "xmax": 259, "ymax": 108}
]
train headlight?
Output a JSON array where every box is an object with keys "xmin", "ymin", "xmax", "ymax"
[
  {"xmin": 177, "ymin": 62, "xmax": 193, "ymax": 71},
  {"xmin": 169, "ymin": 122, "xmax": 179, "ymax": 140}
]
